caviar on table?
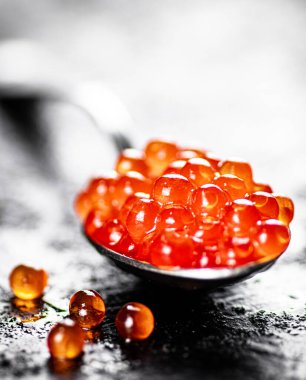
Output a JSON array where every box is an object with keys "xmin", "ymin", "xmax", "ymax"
[
  {"xmin": 69, "ymin": 290, "xmax": 106, "ymax": 329},
  {"xmin": 75, "ymin": 139, "xmax": 294, "ymax": 269},
  {"xmin": 116, "ymin": 302, "xmax": 154, "ymax": 341},
  {"xmin": 47, "ymin": 319, "xmax": 85, "ymax": 360},
  {"xmin": 9, "ymin": 265, "xmax": 48, "ymax": 300}
]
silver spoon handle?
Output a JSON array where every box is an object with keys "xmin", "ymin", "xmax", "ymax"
[{"xmin": 0, "ymin": 40, "xmax": 133, "ymax": 152}]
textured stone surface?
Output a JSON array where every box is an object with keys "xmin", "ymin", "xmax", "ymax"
[
  {"xmin": 0, "ymin": 1, "xmax": 306, "ymax": 377},
  {"xmin": 0, "ymin": 102, "xmax": 305, "ymax": 380}
]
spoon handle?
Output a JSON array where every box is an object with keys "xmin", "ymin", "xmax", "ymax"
[{"xmin": 0, "ymin": 40, "xmax": 133, "ymax": 152}]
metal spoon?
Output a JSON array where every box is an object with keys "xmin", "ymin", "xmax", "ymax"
[{"xmin": 0, "ymin": 39, "xmax": 284, "ymax": 290}]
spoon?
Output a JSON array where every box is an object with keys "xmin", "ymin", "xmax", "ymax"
[{"xmin": 0, "ymin": 39, "xmax": 284, "ymax": 290}]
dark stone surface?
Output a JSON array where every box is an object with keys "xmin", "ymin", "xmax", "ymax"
[{"xmin": 0, "ymin": 101, "xmax": 305, "ymax": 380}]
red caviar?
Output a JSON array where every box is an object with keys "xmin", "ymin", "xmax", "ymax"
[
  {"xmin": 47, "ymin": 319, "xmax": 85, "ymax": 359},
  {"xmin": 76, "ymin": 139, "xmax": 294, "ymax": 269},
  {"xmin": 9, "ymin": 265, "xmax": 48, "ymax": 300},
  {"xmin": 116, "ymin": 302, "xmax": 154, "ymax": 341},
  {"xmin": 69, "ymin": 290, "xmax": 106, "ymax": 329},
  {"xmin": 115, "ymin": 149, "xmax": 148, "ymax": 176},
  {"xmin": 181, "ymin": 158, "xmax": 215, "ymax": 187}
]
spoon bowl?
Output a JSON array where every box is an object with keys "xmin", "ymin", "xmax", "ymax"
[{"xmin": 86, "ymin": 232, "xmax": 281, "ymax": 290}]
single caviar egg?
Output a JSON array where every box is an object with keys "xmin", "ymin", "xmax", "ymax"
[
  {"xmin": 9, "ymin": 265, "xmax": 48, "ymax": 300},
  {"xmin": 47, "ymin": 319, "xmax": 85, "ymax": 359},
  {"xmin": 152, "ymin": 174, "xmax": 194, "ymax": 205},
  {"xmin": 223, "ymin": 199, "xmax": 261, "ymax": 237},
  {"xmin": 248, "ymin": 192, "xmax": 279, "ymax": 219},
  {"xmin": 69, "ymin": 290, "xmax": 106, "ymax": 329},
  {"xmin": 115, "ymin": 233, "xmax": 138, "ymax": 258},
  {"xmin": 219, "ymin": 159, "xmax": 253, "ymax": 191},
  {"xmin": 190, "ymin": 218, "xmax": 223, "ymax": 248},
  {"xmin": 149, "ymin": 229, "xmax": 194, "ymax": 268},
  {"xmin": 111, "ymin": 172, "xmax": 152, "ymax": 209},
  {"xmin": 252, "ymin": 219, "xmax": 290, "ymax": 259},
  {"xmin": 84, "ymin": 209, "xmax": 105, "ymax": 238},
  {"xmin": 115, "ymin": 149, "xmax": 148, "ymax": 176},
  {"xmin": 253, "ymin": 182, "xmax": 273, "ymax": 193},
  {"xmin": 218, "ymin": 236, "xmax": 254, "ymax": 267},
  {"xmin": 274, "ymin": 194, "xmax": 294, "ymax": 225},
  {"xmin": 74, "ymin": 191, "xmax": 92, "ymax": 221},
  {"xmin": 87, "ymin": 176, "xmax": 116, "ymax": 220},
  {"xmin": 181, "ymin": 158, "xmax": 215, "ymax": 187},
  {"xmin": 213, "ymin": 174, "xmax": 247, "ymax": 200},
  {"xmin": 118, "ymin": 192, "xmax": 150, "ymax": 226},
  {"xmin": 75, "ymin": 174, "xmax": 117, "ymax": 221},
  {"xmin": 93, "ymin": 219, "xmax": 126, "ymax": 248},
  {"xmin": 190, "ymin": 184, "xmax": 227, "ymax": 218},
  {"xmin": 163, "ymin": 160, "xmax": 187, "ymax": 175},
  {"xmin": 115, "ymin": 302, "xmax": 154, "ymax": 341},
  {"xmin": 176, "ymin": 148, "xmax": 206, "ymax": 160},
  {"xmin": 145, "ymin": 139, "xmax": 178, "ymax": 177},
  {"xmin": 159, "ymin": 205, "xmax": 194, "ymax": 230},
  {"xmin": 126, "ymin": 198, "xmax": 161, "ymax": 243},
  {"xmin": 203, "ymin": 152, "xmax": 222, "ymax": 170}
]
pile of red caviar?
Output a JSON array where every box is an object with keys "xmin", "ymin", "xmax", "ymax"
[{"xmin": 75, "ymin": 139, "xmax": 294, "ymax": 269}]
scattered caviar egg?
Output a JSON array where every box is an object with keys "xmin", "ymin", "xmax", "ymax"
[
  {"xmin": 9, "ymin": 265, "xmax": 48, "ymax": 300},
  {"xmin": 126, "ymin": 198, "xmax": 161, "ymax": 243},
  {"xmin": 47, "ymin": 319, "xmax": 85, "ymax": 360},
  {"xmin": 152, "ymin": 174, "xmax": 194, "ymax": 205},
  {"xmin": 115, "ymin": 149, "xmax": 148, "ymax": 176},
  {"xmin": 159, "ymin": 205, "xmax": 194, "ymax": 230},
  {"xmin": 190, "ymin": 184, "xmax": 227, "ymax": 218},
  {"xmin": 115, "ymin": 302, "xmax": 154, "ymax": 341},
  {"xmin": 145, "ymin": 140, "xmax": 178, "ymax": 177},
  {"xmin": 214, "ymin": 174, "xmax": 247, "ymax": 200},
  {"xmin": 223, "ymin": 199, "xmax": 261, "ymax": 237},
  {"xmin": 274, "ymin": 195, "xmax": 294, "ymax": 225},
  {"xmin": 181, "ymin": 158, "xmax": 215, "ymax": 187},
  {"xmin": 77, "ymin": 139, "xmax": 294, "ymax": 269},
  {"xmin": 150, "ymin": 230, "xmax": 194, "ymax": 268},
  {"xmin": 252, "ymin": 219, "xmax": 290, "ymax": 259},
  {"xmin": 69, "ymin": 290, "xmax": 106, "ymax": 329},
  {"xmin": 219, "ymin": 159, "xmax": 253, "ymax": 191},
  {"xmin": 248, "ymin": 192, "xmax": 279, "ymax": 219}
]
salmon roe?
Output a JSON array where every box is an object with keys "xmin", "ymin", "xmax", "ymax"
[
  {"xmin": 9, "ymin": 265, "xmax": 48, "ymax": 300},
  {"xmin": 75, "ymin": 139, "xmax": 294, "ymax": 269},
  {"xmin": 47, "ymin": 319, "xmax": 85, "ymax": 359},
  {"xmin": 115, "ymin": 302, "xmax": 154, "ymax": 341},
  {"xmin": 69, "ymin": 290, "xmax": 106, "ymax": 329}
]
